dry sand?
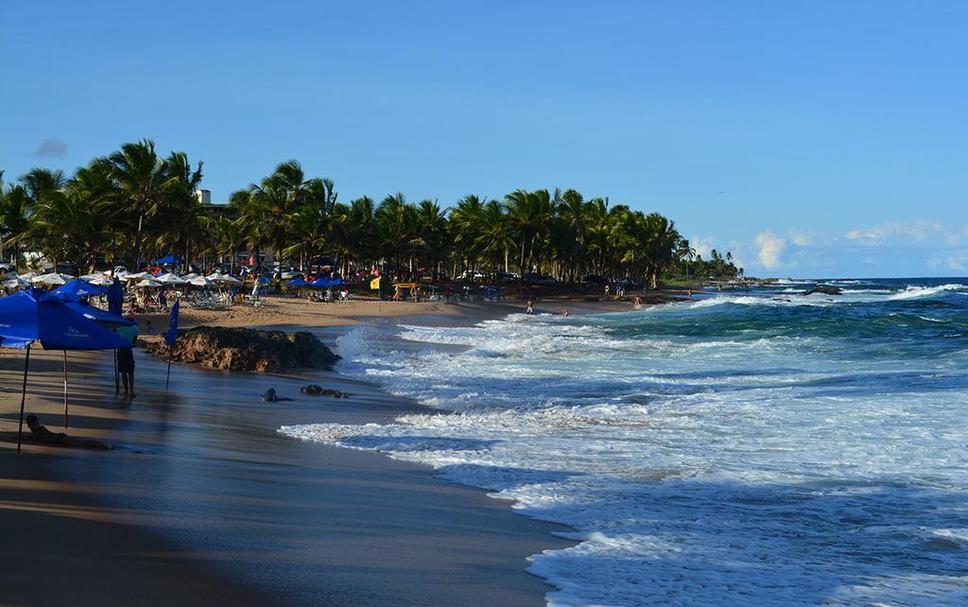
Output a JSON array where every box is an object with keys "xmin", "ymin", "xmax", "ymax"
[{"xmin": 0, "ymin": 300, "xmax": 604, "ymax": 607}]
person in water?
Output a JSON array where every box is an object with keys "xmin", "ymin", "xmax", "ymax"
[
  {"xmin": 526, "ymin": 296, "xmax": 535, "ymax": 314},
  {"xmin": 25, "ymin": 415, "xmax": 111, "ymax": 450},
  {"xmin": 560, "ymin": 307, "xmax": 569, "ymax": 317},
  {"xmin": 633, "ymin": 294, "xmax": 643, "ymax": 309}
]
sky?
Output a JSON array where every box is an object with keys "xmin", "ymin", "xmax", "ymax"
[{"xmin": 2, "ymin": 0, "xmax": 967, "ymax": 278}]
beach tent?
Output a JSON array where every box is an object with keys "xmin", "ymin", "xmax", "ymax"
[
  {"xmin": 50, "ymin": 279, "xmax": 109, "ymax": 300},
  {"xmin": 153, "ymin": 254, "xmax": 184, "ymax": 266},
  {"xmin": 0, "ymin": 289, "xmax": 132, "ymax": 452}
]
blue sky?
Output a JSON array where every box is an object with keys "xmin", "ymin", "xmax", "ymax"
[{"xmin": 2, "ymin": 0, "xmax": 966, "ymax": 278}]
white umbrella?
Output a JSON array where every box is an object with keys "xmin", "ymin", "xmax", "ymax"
[
  {"xmin": 2, "ymin": 277, "xmax": 30, "ymax": 289},
  {"xmin": 80, "ymin": 273, "xmax": 115, "ymax": 286},
  {"xmin": 156, "ymin": 272, "xmax": 188, "ymax": 285},
  {"xmin": 181, "ymin": 273, "xmax": 199, "ymax": 281},
  {"xmin": 125, "ymin": 271, "xmax": 149, "ymax": 281},
  {"xmin": 213, "ymin": 274, "xmax": 242, "ymax": 286},
  {"xmin": 136, "ymin": 278, "xmax": 162, "ymax": 288},
  {"xmin": 189, "ymin": 276, "xmax": 215, "ymax": 288},
  {"xmin": 31, "ymin": 273, "xmax": 73, "ymax": 286}
]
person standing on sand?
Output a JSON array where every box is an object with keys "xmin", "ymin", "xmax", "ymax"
[
  {"xmin": 117, "ymin": 310, "xmax": 139, "ymax": 398},
  {"xmin": 604, "ymin": 284, "xmax": 610, "ymax": 299}
]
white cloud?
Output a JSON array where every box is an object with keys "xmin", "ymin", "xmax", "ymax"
[
  {"xmin": 788, "ymin": 230, "xmax": 813, "ymax": 246},
  {"xmin": 689, "ymin": 235, "xmax": 715, "ymax": 259},
  {"xmin": 754, "ymin": 230, "xmax": 787, "ymax": 269},
  {"xmin": 845, "ymin": 220, "xmax": 947, "ymax": 245}
]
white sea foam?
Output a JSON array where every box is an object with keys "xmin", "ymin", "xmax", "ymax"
[
  {"xmin": 284, "ymin": 288, "xmax": 968, "ymax": 606},
  {"xmin": 888, "ymin": 283, "xmax": 968, "ymax": 300}
]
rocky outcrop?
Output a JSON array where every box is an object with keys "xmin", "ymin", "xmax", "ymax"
[
  {"xmin": 145, "ymin": 326, "xmax": 340, "ymax": 372},
  {"xmin": 803, "ymin": 286, "xmax": 843, "ymax": 296}
]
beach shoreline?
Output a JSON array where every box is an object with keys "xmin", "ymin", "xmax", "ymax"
[{"xmin": 0, "ymin": 295, "xmax": 650, "ymax": 606}]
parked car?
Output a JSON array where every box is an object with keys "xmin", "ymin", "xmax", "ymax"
[
  {"xmin": 492, "ymin": 270, "xmax": 519, "ymax": 282},
  {"xmin": 525, "ymin": 273, "xmax": 557, "ymax": 284},
  {"xmin": 459, "ymin": 270, "xmax": 486, "ymax": 281}
]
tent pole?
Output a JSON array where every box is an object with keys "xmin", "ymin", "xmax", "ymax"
[
  {"xmin": 114, "ymin": 349, "xmax": 119, "ymax": 394},
  {"xmin": 63, "ymin": 350, "xmax": 69, "ymax": 428},
  {"xmin": 16, "ymin": 345, "xmax": 32, "ymax": 454}
]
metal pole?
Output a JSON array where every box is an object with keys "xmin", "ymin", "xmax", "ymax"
[
  {"xmin": 165, "ymin": 348, "xmax": 172, "ymax": 391},
  {"xmin": 114, "ymin": 349, "xmax": 119, "ymax": 394},
  {"xmin": 16, "ymin": 345, "xmax": 31, "ymax": 454},
  {"xmin": 63, "ymin": 350, "xmax": 69, "ymax": 428}
]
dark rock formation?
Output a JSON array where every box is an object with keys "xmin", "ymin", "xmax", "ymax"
[
  {"xmin": 300, "ymin": 384, "xmax": 350, "ymax": 398},
  {"xmin": 803, "ymin": 286, "xmax": 843, "ymax": 296},
  {"xmin": 145, "ymin": 326, "xmax": 340, "ymax": 372}
]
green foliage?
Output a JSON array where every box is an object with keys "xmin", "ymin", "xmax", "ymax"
[{"xmin": 0, "ymin": 142, "xmax": 742, "ymax": 283}]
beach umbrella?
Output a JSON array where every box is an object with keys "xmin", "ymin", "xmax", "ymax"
[
  {"xmin": 124, "ymin": 271, "xmax": 149, "ymax": 281},
  {"xmin": 153, "ymin": 254, "xmax": 184, "ymax": 266},
  {"xmin": 2, "ymin": 276, "xmax": 30, "ymax": 290},
  {"xmin": 156, "ymin": 272, "xmax": 188, "ymax": 285},
  {"xmin": 213, "ymin": 274, "xmax": 242, "ymax": 286},
  {"xmin": 80, "ymin": 273, "xmax": 115, "ymax": 286},
  {"xmin": 0, "ymin": 289, "xmax": 132, "ymax": 451},
  {"xmin": 189, "ymin": 276, "xmax": 215, "ymax": 288},
  {"xmin": 50, "ymin": 279, "xmax": 109, "ymax": 300},
  {"xmin": 136, "ymin": 278, "xmax": 163, "ymax": 288},
  {"xmin": 31, "ymin": 273, "xmax": 73, "ymax": 286},
  {"xmin": 309, "ymin": 277, "xmax": 331, "ymax": 288},
  {"xmin": 288, "ymin": 277, "xmax": 307, "ymax": 287},
  {"xmin": 256, "ymin": 275, "xmax": 271, "ymax": 285},
  {"xmin": 181, "ymin": 273, "xmax": 199, "ymax": 281}
]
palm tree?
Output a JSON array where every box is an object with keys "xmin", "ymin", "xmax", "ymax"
[
  {"xmin": 108, "ymin": 140, "xmax": 175, "ymax": 268},
  {"xmin": 414, "ymin": 199, "xmax": 448, "ymax": 280},
  {"xmin": 505, "ymin": 189, "xmax": 556, "ymax": 277},
  {"xmin": 0, "ymin": 174, "xmax": 34, "ymax": 272},
  {"xmin": 474, "ymin": 199, "xmax": 513, "ymax": 273}
]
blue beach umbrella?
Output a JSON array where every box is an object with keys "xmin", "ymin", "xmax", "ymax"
[
  {"xmin": 309, "ymin": 277, "xmax": 332, "ymax": 288},
  {"xmin": 153, "ymin": 254, "xmax": 184, "ymax": 266},
  {"xmin": 0, "ymin": 289, "xmax": 132, "ymax": 451},
  {"xmin": 288, "ymin": 277, "xmax": 307, "ymax": 287},
  {"xmin": 50, "ymin": 278, "xmax": 109, "ymax": 300}
]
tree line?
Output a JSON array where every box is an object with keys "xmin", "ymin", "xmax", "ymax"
[{"xmin": 0, "ymin": 139, "xmax": 742, "ymax": 286}]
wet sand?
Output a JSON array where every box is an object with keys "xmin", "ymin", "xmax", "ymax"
[{"xmin": 0, "ymin": 306, "xmax": 584, "ymax": 606}]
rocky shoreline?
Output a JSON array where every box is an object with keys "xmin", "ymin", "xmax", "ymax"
[{"xmin": 144, "ymin": 326, "xmax": 340, "ymax": 373}]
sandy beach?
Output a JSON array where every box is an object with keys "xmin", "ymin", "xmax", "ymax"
[{"xmin": 0, "ymin": 295, "xmax": 635, "ymax": 607}]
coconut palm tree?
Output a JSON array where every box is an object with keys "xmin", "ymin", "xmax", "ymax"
[
  {"xmin": 108, "ymin": 140, "xmax": 176, "ymax": 268},
  {"xmin": 0, "ymin": 173, "xmax": 34, "ymax": 272}
]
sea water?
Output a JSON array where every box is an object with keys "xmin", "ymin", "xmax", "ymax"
[{"xmin": 280, "ymin": 278, "xmax": 968, "ymax": 606}]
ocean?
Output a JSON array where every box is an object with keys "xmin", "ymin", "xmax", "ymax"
[{"xmin": 280, "ymin": 278, "xmax": 967, "ymax": 606}]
